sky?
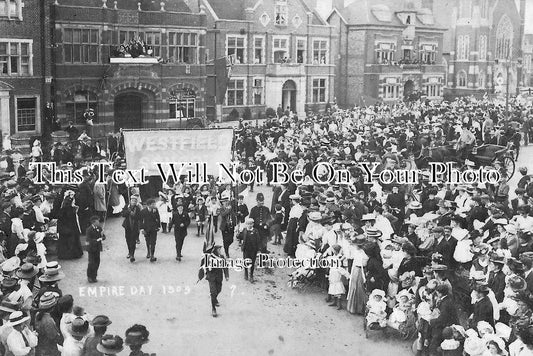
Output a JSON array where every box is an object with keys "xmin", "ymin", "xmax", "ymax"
[{"xmin": 316, "ymin": 0, "xmax": 533, "ymax": 33}]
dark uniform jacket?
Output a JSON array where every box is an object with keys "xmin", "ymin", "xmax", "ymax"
[
  {"xmin": 122, "ymin": 204, "xmax": 142, "ymax": 231},
  {"xmin": 249, "ymin": 205, "xmax": 271, "ymax": 233},
  {"xmin": 140, "ymin": 208, "xmax": 160, "ymax": 232},
  {"xmin": 205, "ymin": 254, "xmax": 229, "ymax": 282},
  {"xmin": 431, "ymin": 295, "xmax": 458, "ymax": 332},
  {"xmin": 219, "ymin": 206, "xmax": 236, "ymax": 233},
  {"xmin": 170, "ymin": 211, "xmax": 190, "ymax": 236},
  {"xmin": 472, "ymin": 296, "xmax": 494, "ymax": 327},
  {"xmin": 86, "ymin": 224, "xmax": 103, "ymax": 253},
  {"xmin": 240, "ymin": 228, "xmax": 260, "ymax": 257}
]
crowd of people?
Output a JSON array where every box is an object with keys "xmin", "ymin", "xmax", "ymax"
[
  {"xmin": 226, "ymin": 96, "xmax": 533, "ymax": 356},
  {"xmin": 0, "ymin": 94, "xmax": 532, "ymax": 354}
]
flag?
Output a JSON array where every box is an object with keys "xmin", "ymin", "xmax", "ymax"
[
  {"xmin": 214, "ymin": 56, "xmax": 235, "ymax": 105},
  {"xmin": 203, "ymin": 214, "xmax": 215, "ymax": 253}
]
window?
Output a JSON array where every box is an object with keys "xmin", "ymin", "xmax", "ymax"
[
  {"xmin": 496, "ymin": 15, "xmax": 513, "ymax": 59},
  {"xmin": 253, "ymin": 78, "xmax": 263, "ymax": 105},
  {"xmin": 273, "ymin": 37, "xmax": 289, "ymax": 63},
  {"xmin": 459, "ymin": 0, "xmax": 471, "ymax": 18},
  {"xmin": 64, "ymin": 28, "xmax": 99, "ymax": 64},
  {"xmin": 227, "ymin": 79, "xmax": 245, "ymax": 106},
  {"xmin": 426, "ymin": 84, "xmax": 439, "ymax": 97},
  {"xmin": 169, "ymin": 89, "xmax": 196, "ymax": 119},
  {"xmin": 479, "ymin": 35, "xmax": 487, "ymax": 61},
  {"xmin": 0, "ymin": 40, "xmax": 32, "ymax": 76},
  {"xmin": 296, "ymin": 38, "xmax": 306, "ymax": 64},
  {"xmin": 383, "ymin": 78, "xmax": 400, "ymax": 99},
  {"xmin": 480, "ymin": 0, "xmax": 488, "ymax": 18},
  {"xmin": 275, "ymin": 0, "xmax": 288, "ymax": 26},
  {"xmin": 376, "ymin": 42, "xmax": 395, "ymax": 64},
  {"xmin": 478, "ymin": 71, "xmax": 485, "ymax": 88},
  {"xmin": 66, "ymin": 91, "xmax": 97, "ymax": 124},
  {"xmin": 253, "ymin": 36, "xmax": 264, "ymax": 64},
  {"xmin": 419, "ymin": 43, "xmax": 437, "ymax": 64},
  {"xmin": 117, "ymin": 30, "xmax": 161, "ymax": 57},
  {"xmin": 457, "ymin": 70, "xmax": 467, "ymax": 87},
  {"xmin": 16, "ymin": 97, "xmax": 37, "ymax": 132},
  {"xmin": 0, "ymin": 0, "xmax": 20, "ymax": 19},
  {"xmin": 227, "ymin": 35, "xmax": 246, "ymax": 64},
  {"xmin": 313, "ymin": 40, "xmax": 328, "ymax": 65},
  {"xmin": 168, "ymin": 32, "xmax": 198, "ymax": 64},
  {"xmin": 312, "ymin": 78, "xmax": 326, "ymax": 103},
  {"xmin": 457, "ymin": 35, "xmax": 470, "ymax": 60}
]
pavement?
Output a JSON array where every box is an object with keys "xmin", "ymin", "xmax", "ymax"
[{"xmin": 56, "ymin": 145, "xmax": 533, "ymax": 356}]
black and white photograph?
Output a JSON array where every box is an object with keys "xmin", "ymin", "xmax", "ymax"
[{"xmin": 2, "ymin": 0, "xmax": 533, "ymax": 355}]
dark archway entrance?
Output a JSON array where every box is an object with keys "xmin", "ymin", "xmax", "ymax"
[
  {"xmin": 403, "ymin": 80, "xmax": 415, "ymax": 101},
  {"xmin": 282, "ymin": 80, "xmax": 297, "ymax": 113},
  {"xmin": 114, "ymin": 92, "xmax": 146, "ymax": 130}
]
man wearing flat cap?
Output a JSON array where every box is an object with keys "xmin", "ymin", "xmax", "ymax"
[{"xmin": 249, "ymin": 193, "xmax": 271, "ymax": 254}]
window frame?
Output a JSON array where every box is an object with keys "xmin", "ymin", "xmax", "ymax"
[
  {"xmin": 226, "ymin": 35, "xmax": 247, "ymax": 65},
  {"xmin": 419, "ymin": 43, "xmax": 437, "ymax": 64},
  {"xmin": 312, "ymin": 78, "xmax": 327, "ymax": 103},
  {"xmin": 252, "ymin": 77, "xmax": 264, "ymax": 105},
  {"xmin": 226, "ymin": 77, "xmax": 246, "ymax": 107},
  {"xmin": 168, "ymin": 31, "xmax": 199, "ymax": 64},
  {"xmin": 65, "ymin": 90, "xmax": 98, "ymax": 124},
  {"xmin": 312, "ymin": 39, "xmax": 329, "ymax": 65},
  {"xmin": 274, "ymin": 0, "xmax": 288, "ymax": 26},
  {"xmin": 0, "ymin": 39, "xmax": 32, "ymax": 76},
  {"xmin": 272, "ymin": 35, "xmax": 290, "ymax": 63},
  {"xmin": 376, "ymin": 42, "xmax": 396, "ymax": 64},
  {"xmin": 295, "ymin": 37, "xmax": 307, "ymax": 64},
  {"xmin": 63, "ymin": 27, "xmax": 100, "ymax": 64},
  {"xmin": 253, "ymin": 35, "xmax": 265, "ymax": 64},
  {"xmin": 15, "ymin": 95, "xmax": 39, "ymax": 133},
  {"xmin": 168, "ymin": 89, "xmax": 197, "ymax": 119},
  {"xmin": 0, "ymin": 0, "xmax": 22, "ymax": 20},
  {"xmin": 457, "ymin": 70, "xmax": 467, "ymax": 87}
]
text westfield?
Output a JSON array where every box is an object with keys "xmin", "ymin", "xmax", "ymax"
[{"xmin": 30, "ymin": 161, "xmax": 501, "ymax": 186}]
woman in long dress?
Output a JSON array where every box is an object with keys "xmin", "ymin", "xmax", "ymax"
[
  {"xmin": 346, "ymin": 237, "xmax": 369, "ymax": 315},
  {"xmin": 57, "ymin": 193, "xmax": 83, "ymax": 260}
]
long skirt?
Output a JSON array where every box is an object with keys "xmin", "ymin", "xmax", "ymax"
[
  {"xmin": 346, "ymin": 266, "xmax": 367, "ymax": 315},
  {"xmin": 283, "ymin": 218, "xmax": 299, "ymax": 256}
]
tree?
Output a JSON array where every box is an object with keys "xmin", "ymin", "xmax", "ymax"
[
  {"xmin": 242, "ymin": 107, "xmax": 252, "ymax": 120},
  {"xmin": 228, "ymin": 108, "xmax": 240, "ymax": 121},
  {"xmin": 265, "ymin": 107, "xmax": 276, "ymax": 118}
]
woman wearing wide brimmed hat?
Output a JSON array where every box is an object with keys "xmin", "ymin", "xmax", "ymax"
[
  {"xmin": 96, "ymin": 334, "xmax": 124, "ymax": 355},
  {"xmin": 35, "ymin": 291, "xmax": 61, "ymax": 356},
  {"xmin": 61, "ymin": 317, "xmax": 90, "ymax": 353},
  {"xmin": 125, "ymin": 324, "xmax": 151, "ymax": 355},
  {"xmin": 346, "ymin": 233, "xmax": 369, "ymax": 315}
]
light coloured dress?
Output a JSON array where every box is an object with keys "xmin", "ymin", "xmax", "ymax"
[{"xmin": 346, "ymin": 247, "xmax": 369, "ymax": 314}]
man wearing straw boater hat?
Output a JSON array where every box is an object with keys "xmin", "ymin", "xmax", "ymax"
[
  {"xmin": 34, "ymin": 261, "xmax": 64, "ymax": 310},
  {"xmin": 34, "ymin": 291, "xmax": 60, "ymax": 355},
  {"xmin": 86, "ymin": 215, "xmax": 106, "ymax": 283},
  {"xmin": 5, "ymin": 311, "xmax": 37, "ymax": 354}
]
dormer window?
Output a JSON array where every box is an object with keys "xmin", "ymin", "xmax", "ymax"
[
  {"xmin": 406, "ymin": 15, "xmax": 411, "ymax": 24},
  {"xmin": 397, "ymin": 12, "xmax": 416, "ymax": 26},
  {"xmin": 275, "ymin": 0, "xmax": 288, "ymax": 26}
]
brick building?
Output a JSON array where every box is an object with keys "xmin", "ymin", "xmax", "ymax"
[
  {"xmin": 327, "ymin": 0, "xmax": 446, "ymax": 107},
  {"xmin": 0, "ymin": 0, "xmax": 52, "ymax": 139},
  {"xmin": 202, "ymin": 0, "xmax": 336, "ymax": 119},
  {"xmin": 432, "ymin": 0, "xmax": 525, "ymax": 98},
  {"xmin": 52, "ymin": 0, "xmax": 208, "ymax": 136}
]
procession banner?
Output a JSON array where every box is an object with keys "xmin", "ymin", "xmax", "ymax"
[{"xmin": 122, "ymin": 129, "xmax": 234, "ymax": 176}]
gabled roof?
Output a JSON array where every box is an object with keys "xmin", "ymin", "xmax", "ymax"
[{"xmin": 332, "ymin": 0, "xmax": 438, "ymax": 27}]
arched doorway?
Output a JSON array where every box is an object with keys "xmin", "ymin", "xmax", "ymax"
[
  {"xmin": 114, "ymin": 91, "xmax": 147, "ymax": 130},
  {"xmin": 282, "ymin": 80, "xmax": 297, "ymax": 113},
  {"xmin": 403, "ymin": 80, "xmax": 415, "ymax": 100}
]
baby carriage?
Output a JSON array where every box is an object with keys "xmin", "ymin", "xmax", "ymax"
[{"xmin": 288, "ymin": 240, "xmax": 325, "ymax": 290}]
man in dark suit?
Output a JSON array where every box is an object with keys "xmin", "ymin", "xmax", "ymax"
[
  {"xmin": 140, "ymin": 198, "xmax": 160, "ymax": 262},
  {"xmin": 249, "ymin": 193, "xmax": 271, "ymax": 254},
  {"xmin": 122, "ymin": 195, "xmax": 142, "ymax": 263},
  {"xmin": 219, "ymin": 198, "xmax": 236, "ymax": 258},
  {"xmin": 170, "ymin": 203, "xmax": 190, "ymax": 261},
  {"xmin": 86, "ymin": 215, "xmax": 105, "ymax": 283},
  {"xmin": 429, "ymin": 284, "xmax": 458, "ymax": 355},
  {"xmin": 520, "ymin": 252, "xmax": 533, "ymax": 293},
  {"xmin": 204, "ymin": 245, "xmax": 229, "ymax": 317},
  {"xmin": 470, "ymin": 284, "xmax": 494, "ymax": 328},
  {"xmin": 432, "ymin": 226, "xmax": 452, "ymax": 266},
  {"xmin": 240, "ymin": 218, "xmax": 260, "ymax": 283},
  {"xmin": 488, "ymin": 255, "xmax": 506, "ymax": 302},
  {"xmin": 76, "ymin": 175, "xmax": 94, "ymax": 234}
]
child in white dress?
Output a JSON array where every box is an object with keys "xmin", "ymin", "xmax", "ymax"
[
  {"xmin": 327, "ymin": 245, "xmax": 350, "ymax": 310},
  {"xmin": 366, "ymin": 289, "xmax": 387, "ymax": 329}
]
